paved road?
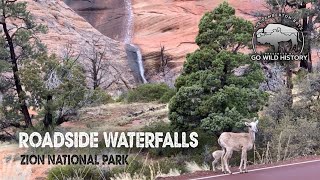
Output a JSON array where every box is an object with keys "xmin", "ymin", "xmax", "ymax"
[{"xmin": 191, "ymin": 160, "xmax": 320, "ymax": 180}]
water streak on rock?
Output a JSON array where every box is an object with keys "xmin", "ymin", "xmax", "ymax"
[{"xmin": 124, "ymin": 0, "xmax": 147, "ymax": 83}]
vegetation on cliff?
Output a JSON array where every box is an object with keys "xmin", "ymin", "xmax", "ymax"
[
  {"xmin": 0, "ymin": 0, "xmax": 112, "ymax": 131},
  {"xmin": 1, "ymin": 1, "xmax": 320, "ymax": 180},
  {"xmin": 169, "ymin": 2, "xmax": 268, "ymax": 134},
  {"xmin": 0, "ymin": 0, "xmax": 47, "ymax": 127}
]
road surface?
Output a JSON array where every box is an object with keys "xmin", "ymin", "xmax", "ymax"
[{"xmin": 191, "ymin": 160, "xmax": 320, "ymax": 180}]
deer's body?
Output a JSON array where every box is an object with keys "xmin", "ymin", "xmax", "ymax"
[
  {"xmin": 211, "ymin": 150, "xmax": 224, "ymax": 171},
  {"xmin": 218, "ymin": 120, "xmax": 258, "ymax": 174}
]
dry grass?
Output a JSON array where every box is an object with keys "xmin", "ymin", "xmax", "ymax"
[
  {"xmin": 61, "ymin": 102, "xmax": 169, "ymax": 132},
  {"xmin": 110, "ymin": 168, "xmax": 181, "ymax": 180},
  {"xmin": 0, "ymin": 102, "xmax": 171, "ymax": 180},
  {"xmin": 0, "ymin": 142, "xmax": 53, "ymax": 180},
  {"xmin": 111, "ymin": 173, "xmax": 147, "ymax": 180},
  {"xmin": 185, "ymin": 161, "xmax": 210, "ymax": 173},
  {"xmin": 0, "ymin": 153, "xmax": 32, "ymax": 180},
  {"xmin": 49, "ymin": 165, "xmax": 108, "ymax": 180},
  {"xmin": 156, "ymin": 169, "xmax": 181, "ymax": 178}
]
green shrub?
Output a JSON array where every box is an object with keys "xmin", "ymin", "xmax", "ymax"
[
  {"xmin": 141, "ymin": 122, "xmax": 181, "ymax": 157},
  {"xmin": 110, "ymin": 157, "xmax": 143, "ymax": 177},
  {"xmin": 293, "ymin": 68, "xmax": 308, "ymax": 83},
  {"xmin": 115, "ymin": 92, "xmax": 127, "ymax": 102},
  {"xmin": 47, "ymin": 165, "xmax": 109, "ymax": 180},
  {"xmin": 169, "ymin": 2, "xmax": 267, "ymax": 134},
  {"xmin": 125, "ymin": 83, "xmax": 175, "ymax": 103},
  {"xmin": 109, "ymin": 157, "xmax": 186, "ymax": 179},
  {"xmin": 159, "ymin": 89, "xmax": 176, "ymax": 103},
  {"xmin": 257, "ymin": 76, "xmax": 320, "ymax": 163},
  {"xmin": 140, "ymin": 122, "xmax": 219, "ymax": 167},
  {"xmin": 90, "ymin": 88, "xmax": 114, "ymax": 105}
]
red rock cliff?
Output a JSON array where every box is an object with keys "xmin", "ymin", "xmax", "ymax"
[{"xmin": 131, "ymin": 0, "xmax": 265, "ymax": 82}]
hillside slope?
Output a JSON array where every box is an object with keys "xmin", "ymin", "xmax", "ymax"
[{"xmin": 23, "ymin": 0, "xmax": 136, "ymax": 95}]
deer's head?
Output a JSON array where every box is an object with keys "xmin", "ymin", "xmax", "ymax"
[{"xmin": 245, "ymin": 118, "xmax": 259, "ymax": 133}]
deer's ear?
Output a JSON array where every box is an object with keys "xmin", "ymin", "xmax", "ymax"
[
  {"xmin": 245, "ymin": 122, "xmax": 250, "ymax": 126},
  {"xmin": 255, "ymin": 120, "xmax": 259, "ymax": 125}
]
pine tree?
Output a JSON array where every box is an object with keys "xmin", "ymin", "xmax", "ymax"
[
  {"xmin": 0, "ymin": 0, "xmax": 46, "ymax": 127},
  {"xmin": 20, "ymin": 53, "xmax": 87, "ymax": 128},
  {"xmin": 169, "ymin": 2, "xmax": 268, "ymax": 133}
]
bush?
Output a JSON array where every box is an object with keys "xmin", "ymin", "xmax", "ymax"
[
  {"xmin": 47, "ymin": 165, "xmax": 110, "ymax": 180},
  {"xmin": 169, "ymin": 2, "xmax": 267, "ymax": 134},
  {"xmin": 257, "ymin": 76, "xmax": 320, "ymax": 163},
  {"xmin": 125, "ymin": 83, "xmax": 175, "ymax": 103},
  {"xmin": 140, "ymin": 122, "xmax": 219, "ymax": 167},
  {"xmin": 257, "ymin": 115, "xmax": 320, "ymax": 163},
  {"xmin": 109, "ymin": 157, "xmax": 186, "ymax": 179},
  {"xmin": 89, "ymin": 88, "xmax": 114, "ymax": 105},
  {"xmin": 159, "ymin": 89, "xmax": 176, "ymax": 103},
  {"xmin": 293, "ymin": 68, "xmax": 308, "ymax": 83},
  {"xmin": 141, "ymin": 122, "xmax": 181, "ymax": 157}
]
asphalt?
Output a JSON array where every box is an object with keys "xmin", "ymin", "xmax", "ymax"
[{"xmin": 191, "ymin": 160, "xmax": 320, "ymax": 180}]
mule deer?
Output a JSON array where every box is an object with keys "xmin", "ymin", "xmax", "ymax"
[{"xmin": 218, "ymin": 118, "xmax": 259, "ymax": 174}]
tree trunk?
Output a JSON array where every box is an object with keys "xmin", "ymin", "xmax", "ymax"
[
  {"xmin": 43, "ymin": 94, "xmax": 53, "ymax": 128},
  {"xmin": 92, "ymin": 59, "xmax": 98, "ymax": 90},
  {"xmin": 307, "ymin": 42, "xmax": 312, "ymax": 72},
  {"xmin": 286, "ymin": 65, "xmax": 293, "ymax": 89},
  {"xmin": 300, "ymin": 2, "xmax": 312, "ymax": 72},
  {"xmin": 2, "ymin": 22, "xmax": 32, "ymax": 127},
  {"xmin": 285, "ymin": 65, "xmax": 293, "ymax": 107},
  {"xmin": 221, "ymin": 60, "xmax": 229, "ymax": 87}
]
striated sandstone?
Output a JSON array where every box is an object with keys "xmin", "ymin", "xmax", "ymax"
[
  {"xmin": 64, "ymin": 0, "xmax": 128, "ymax": 42},
  {"xmin": 49, "ymin": 0, "xmax": 318, "ymax": 86},
  {"xmin": 21, "ymin": 0, "xmax": 136, "ymax": 95},
  {"xmin": 63, "ymin": 0, "xmax": 267, "ymax": 84},
  {"xmin": 132, "ymin": 0, "xmax": 266, "ymax": 82}
]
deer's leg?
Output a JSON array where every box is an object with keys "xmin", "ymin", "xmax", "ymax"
[
  {"xmin": 212, "ymin": 157, "xmax": 219, "ymax": 171},
  {"xmin": 220, "ymin": 156, "xmax": 224, "ymax": 173},
  {"xmin": 221, "ymin": 148, "xmax": 226, "ymax": 173},
  {"xmin": 229, "ymin": 151, "xmax": 233, "ymax": 169},
  {"xmin": 239, "ymin": 159, "xmax": 244, "ymax": 173},
  {"xmin": 223, "ymin": 149, "xmax": 233, "ymax": 174},
  {"xmin": 239, "ymin": 149, "xmax": 246, "ymax": 173},
  {"xmin": 243, "ymin": 150, "xmax": 248, "ymax": 173}
]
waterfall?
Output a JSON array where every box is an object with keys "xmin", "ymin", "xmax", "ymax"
[
  {"xmin": 133, "ymin": 45, "xmax": 147, "ymax": 83},
  {"xmin": 124, "ymin": 0, "xmax": 133, "ymax": 44},
  {"xmin": 124, "ymin": 0, "xmax": 148, "ymax": 84}
]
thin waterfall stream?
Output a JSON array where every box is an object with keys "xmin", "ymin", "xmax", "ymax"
[{"xmin": 124, "ymin": 0, "xmax": 147, "ymax": 84}]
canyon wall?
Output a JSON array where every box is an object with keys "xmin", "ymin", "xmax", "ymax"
[
  {"xmin": 63, "ymin": 0, "xmax": 318, "ymax": 86},
  {"xmin": 131, "ymin": 0, "xmax": 265, "ymax": 83},
  {"xmin": 64, "ymin": 0, "xmax": 266, "ymax": 85},
  {"xmin": 66, "ymin": 0, "xmax": 148, "ymax": 85},
  {"xmin": 22, "ymin": 0, "xmax": 136, "ymax": 95},
  {"xmin": 65, "ymin": 0, "xmax": 128, "ymax": 42}
]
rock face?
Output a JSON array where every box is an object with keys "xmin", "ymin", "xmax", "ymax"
[
  {"xmin": 65, "ymin": 0, "xmax": 129, "ymax": 42},
  {"xmin": 22, "ymin": 0, "xmax": 136, "ymax": 96},
  {"xmin": 63, "ymin": 0, "xmax": 267, "ymax": 85},
  {"xmin": 50, "ymin": 0, "xmax": 318, "ymax": 86},
  {"xmin": 132, "ymin": 0, "xmax": 265, "ymax": 83},
  {"xmin": 65, "ymin": 0, "xmax": 146, "ymax": 86}
]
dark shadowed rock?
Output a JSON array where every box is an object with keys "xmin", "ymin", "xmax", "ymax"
[{"xmin": 65, "ymin": 0, "xmax": 128, "ymax": 42}]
